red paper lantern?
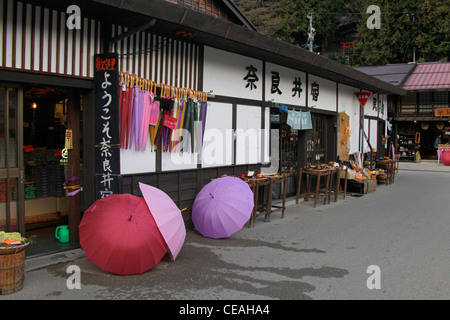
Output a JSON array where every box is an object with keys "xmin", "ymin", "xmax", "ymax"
[{"xmin": 442, "ymin": 151, "xmax": 450, "ymax": 166}]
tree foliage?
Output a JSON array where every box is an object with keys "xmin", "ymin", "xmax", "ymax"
[
  {"xmin": 355, "ymin": 0, "xmax": 449, "ymax": 65},
  {"xmin": 235, "ymin": 0, "xmax": 355, "ymax": 49},
  {"xmin": 234, "ymin": 0, "xmax": 449, "ymax": 65}
]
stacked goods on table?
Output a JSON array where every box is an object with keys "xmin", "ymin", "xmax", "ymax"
[
  {"xmin": 0, "ymin": 138, "xmax": 16, "ymax": 168},
  {"xmin": 24, "ymin": 182, "xmax": 37, "ymax": 199},
  {"xmin": 49, "ymin": 162, "xmax": 65, "ymax": 197},
  {"xmin": 239, "ymin": 171, "xmax": 282, "ymax": 182},
  {"xmin": 34, "ymin": 165, "xmax": 50, "ymax": 198},
  {"xmin": 305, "ymin": 163, "xmax": 337, "ymax": 171},
  {"xmin": 32, "ymin": 162, "xmax": 65, "ymax": 198},
  {"xmin": 24, "ymin": 147, "xmax": 65, "ymax": 198},
  {"xmin": 0, "ymin": 179, "xmax": 15, "ymax": 202},
  {"xmin": 0, "ymin": 232, "xmax": 27, "ymax": 247},
  {"xmin": 375, "ymin": 158, "xmax": 392, "ymax": 181}
]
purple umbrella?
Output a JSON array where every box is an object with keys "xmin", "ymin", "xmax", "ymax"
[{"xmin": 192, "ymin": 176, "xmax": 254, "ymax": 239}]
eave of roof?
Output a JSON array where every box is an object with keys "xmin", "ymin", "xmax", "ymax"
[
  {"xmin": 354, "ymin": 63, "xmax": 416, "ymax": 87},
  {"xmin": 221, "ymin": 0, "xmax": 258, "ymax": 32},
  {"xmin": 91, "ymin": 0, "xmax": 405, "ymax": 95}
]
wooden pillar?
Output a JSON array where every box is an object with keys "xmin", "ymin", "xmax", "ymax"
[{"xmin": 67, "ymin": 89, "xmax": 81, "ymax": 242}]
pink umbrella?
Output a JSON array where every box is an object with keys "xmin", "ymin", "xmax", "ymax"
[
  {"xmin": 139, "ymin": 182, "xmax": 186, "ymax": 260},
  {"xmin": 192, "ymin": 176, "xmax": 254, "ymax": 239}
]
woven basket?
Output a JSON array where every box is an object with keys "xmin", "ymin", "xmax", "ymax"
[{"xmin": 0, "ymin": 242, "xmax": 29, "ymax": 295}]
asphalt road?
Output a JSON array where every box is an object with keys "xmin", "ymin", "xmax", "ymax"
[{"xmin": 2, "ymin": 161, "xmax": 450, "ymax": 302}]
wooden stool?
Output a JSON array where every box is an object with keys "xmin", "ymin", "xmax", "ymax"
[
  {"xmin": 376, "ymin": 159, "xmax": 394, "ymax": 185},
  {"xmin": 266, "ymin": 176, "xmax": 287, "ymax": 222},
  {"xmin": 339, "ymin": 167, "xmax": 348, "ymax": 199},
  {"xmin": 327, "ymin": 167, "xmax": 346, "ymax": 203},
  {"xmin": 246, "ymin": 181, "xmax": 256, "ymax": 227},
  {"xmin": 395, "ymin": 154, "xmax": 400, "ymax": 173},
  {"xmin": 296, "ymin": 168, "xmax": 332, "ymax": 208},
  {"xmin": 247, "ymin": 178, "xmax": 271, "ymax": 227}
]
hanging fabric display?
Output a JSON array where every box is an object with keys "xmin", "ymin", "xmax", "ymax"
[
  {"xmin": 300, "ymin": 110, "xmax": 312, "ymax": 130},
  {"xmin": 287, "ymin": 109, "xmax": 312, "ymax": 130},
  {"xmin": 199, "ymin": 100, "xmax": 208, "ymax": 153},
  {"xmin": 276, "ymin": 104, "xmax": 289, "ymax": 113},
  {"xmin": 118, "ymin": 73, "xmax": 212, "ymax": 154}
]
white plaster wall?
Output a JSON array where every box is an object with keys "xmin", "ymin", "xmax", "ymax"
[
  {"xmin": 308, "ymin": 74, "xmax": 336, "ymax": 112},
  {"xmin": 201, "ymin": 102, "xmax": 233, "ymax": 168},
  {"xmin": 338, "ymin": 84, "xmax": 361, "ymax": 154},
  {"xmin": 203, "ymin": 46, "xmax": 263, "ymax": 101},
  {"xmin": 265, "ymin": 62, "xmax": 306, "ymax": 107}
]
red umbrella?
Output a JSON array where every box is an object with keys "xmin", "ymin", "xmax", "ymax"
[{"xmin": 79, "ymin": 194, "xmax": 167, "ymax": 275}]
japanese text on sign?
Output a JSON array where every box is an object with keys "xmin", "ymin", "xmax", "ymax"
[
  {"xmin": 244, "ymin": 65, "xmax": 259, "ymax": 90},
  {"xmin": 94, "ymin": 53, "xmax": 120, "ymax": 200},
  {"xmin": 99, "ymin": 70, "xmax": 114, "ymax": 198},
  {"xmin": 95, "ymin": 56, "xmax": 116, "ymax": 71},
  {"xmin": 311, "ymin": 82, "xmax": 320, "ymax": 101}
]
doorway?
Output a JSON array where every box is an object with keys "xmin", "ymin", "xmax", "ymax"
[
  {"xmin": 307, "ymin": 113, "xmax": 335, "ymax": 164},
  {"xmin": 0, "ymin": 86, "xmax": 23, "ymax": 235},
  {"xmin": 0, "ymin": 84, "xmax": 82, "ymax": 257}
]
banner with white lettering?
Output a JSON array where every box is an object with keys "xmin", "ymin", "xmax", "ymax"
[{"xmin": 94, "ymin": 53, "xmax": 121, "ymax": 199}]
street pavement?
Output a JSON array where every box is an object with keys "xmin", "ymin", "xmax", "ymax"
[{"xmin": 1, "ymin": 161, "xmax": 450, "ymax": 301}]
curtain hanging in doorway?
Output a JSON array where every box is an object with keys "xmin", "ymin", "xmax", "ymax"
[
  {"xmin": 286, "ymin": 109, "xmax": 312, "ymax": 130},
  {"xmin": 118, "ymin": 73, "xmax": 211, "ymax": 153}
]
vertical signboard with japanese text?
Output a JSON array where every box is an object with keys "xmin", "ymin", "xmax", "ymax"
[{"xmin": 94, "ymin": 53, "xmax": 121, "ymax": 200}]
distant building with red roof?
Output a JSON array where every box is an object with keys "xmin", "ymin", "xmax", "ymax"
[{"xmin": 356, "ymin": 61, "xmax": 450, "ymax": 159}]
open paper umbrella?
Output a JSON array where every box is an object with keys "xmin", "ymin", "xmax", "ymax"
[
  {"xmin": 192, "ymin": 176, "xmax": 254, "ymax": 239},
  {"xmin": 79, "ymin": 194, "xmax": 167, "ymax": 275},
  {"xmin": 139, "ymin": 182, "xmax": 186, "ymax": 260}
]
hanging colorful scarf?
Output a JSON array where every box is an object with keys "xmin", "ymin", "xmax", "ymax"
[
  {"xmin": 149, "ymin": 99, "xmax": 159, "ymax": 151},
  {"xmin": 176, "ymin": 99, "xmax": 186, "ymax": 153},
  {"xmin": 139, "ymin": 91, "xmax": 152, "ymax": 151},
  {"xmin": 200, "ymin": 101, "xmax": 208, "ymax": 151}
]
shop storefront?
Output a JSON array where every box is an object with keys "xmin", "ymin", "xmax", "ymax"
[
  {"xmin": 356, "ymin": 62, "xmax": 450, "ymax": 161},
  {"xmin": 0, "ymin": 0, "xmax": 403, "ymax": 256},
  {"xmin": 396, "ymin": 89, "xmax": 450, "ymax": 160}
]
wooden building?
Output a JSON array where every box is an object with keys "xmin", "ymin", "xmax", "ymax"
[
  {"xmin": 356, "ymin": 62, "xmax": 450, "ymax": 160},
  {"xmin": 0, "ymin": 0, "xmax": 404, "ymax": 255}
]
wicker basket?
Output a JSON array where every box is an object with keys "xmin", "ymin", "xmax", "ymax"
[{"xmin": 0, "ymin": 242, "xmax": 29, "ymax": 295}]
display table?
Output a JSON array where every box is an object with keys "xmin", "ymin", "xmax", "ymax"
[
  {"xmin": 247, "ymin": 175, "xmax": 287, "ymax": 227},
  {"xmin": 340, "ymin": 167, "xmax": 349, "ymax": 199},
  {"xmin": 329, "ymin": 167, "xmax": 348, "ymax": 202},
  {"xmin": 376, "ymin": 159, "xmax": 395, "ymax": 185},
  {"xmin": 437, "ymin": 145, "xmax": 450, "ymax": 164},
  {"xmin": 247, "ymin": 178, "xmax": 271, "ymax": 227},
  {"xmin": 395, "ymin": 154, "xmax": 400, "ymax": 173},
  {"xmin": 296, "ymin": 168, "xmax": 332, "ymax": 208}
]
